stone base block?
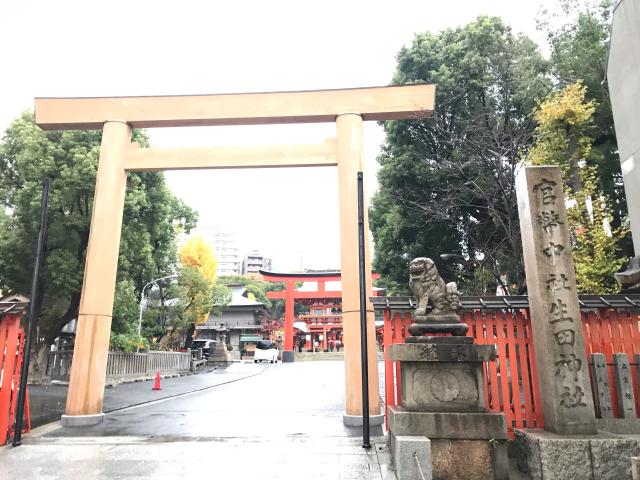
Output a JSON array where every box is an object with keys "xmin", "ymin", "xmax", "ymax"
[
  {"xmin": 390, "ymin": 433, "xmax": 507, "ymax": 480},
  {"xmin": 391, "ymin": 435, "xmax": 432, "ymax": 480},
  {"xmin": 342, "ymin": 413, "xmax": 384, "ymax": 427},
  {"xmin": 388, "ymin": 407, "xmax": 508, "ymax": 480},
  {"xmin": 388, "ymin": 406, "xmax": 507, "ymax": 440},
  {"xmin": 632, "ymin": 457, "xmax": 640, "ymax": 480},
  {"xmin": 387, "ymin": 343, "xmax": 495, "ymax": 412},
  {"xmin": 281, "ymin": 350, "xmax": 295, "ymax": 363},
  {"xmin": 514, "ymin": 429, "xmax": 640, "ymax": 480},
  {"xmin": 432, "ymin": 438, "xmax": 507, "ymax": 480},
  {"xmin": 597, "ymin": 417, "xmax": 640, "ymax": 434},
  {"xmin": 209, "ymin": 353, "xmax": 229, "ymax": 363},
  {"xmin": 61, "ymin": 413, "xmax": 105, "ymax": 427}
]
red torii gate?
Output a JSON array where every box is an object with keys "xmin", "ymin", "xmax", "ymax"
[{"xmin": 261, "ymin": 270, "xmax": 381, "ymax": 356}]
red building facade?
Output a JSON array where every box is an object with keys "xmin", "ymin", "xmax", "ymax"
[{"xmin": 261, "ymin": 270, "xmax": 382, "ymax": 354}]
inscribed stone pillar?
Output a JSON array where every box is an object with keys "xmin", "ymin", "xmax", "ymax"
[{"xmin": 516, "ymin": 165, "xmax": 596, "ymax": 434}]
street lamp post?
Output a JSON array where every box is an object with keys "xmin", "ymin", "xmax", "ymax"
[{"xmin": 137, "ymin": 274, "xmax": 177, "ymax": 353}]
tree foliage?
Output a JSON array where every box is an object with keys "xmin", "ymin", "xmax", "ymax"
[
  {"xmin": 529, "ymin": 82, "xmax": 626, "ymax": 293},
  {"xmin": 539, "ymin": 0, "xmax": 630, "ymax": 251},
  {"xmin": 109, "ymin": 279, "xmax": 148, "ymax": 352},
  {"xmin": 217, "ymin": 275, "xmax": 288, "ymax": 318},
  {"xmin": 0, "ymin": 111, "xmax": 197, "ymax": 344},
  {"xmin": 178, "ymin": 235, "xmax": 218, "ymax": 284},
  {"xmin": 141, "ymin": 236, "xmax": 231, "ymax": 347},
  {"xmin": 176, "ymin": 236, "xmax": 220, "ymax": 327},
  {"xmin": 370, "ymin": 17, "xmax": 550, "ymax": 294},
  {"xmin": 175, "ymin": 266, "xmax": 214, "ymax": 327}
]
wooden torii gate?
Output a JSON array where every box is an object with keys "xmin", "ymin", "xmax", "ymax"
[
  {"xmin": 34, "ymin": 85, "xmax": 435, "ymax": 426},
  {"xmin": 261, "ymin": 270, "xmax": 381, "ymax": 353}
]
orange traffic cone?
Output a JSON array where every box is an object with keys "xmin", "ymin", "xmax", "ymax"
[{"xmin": 152, "ymin": 371, "xmax": 162, "ymax": 390}]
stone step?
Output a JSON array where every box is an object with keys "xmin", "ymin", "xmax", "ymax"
[{"xmin": 293, "ymin": 351, "xmax": 384, "ymax": 362}]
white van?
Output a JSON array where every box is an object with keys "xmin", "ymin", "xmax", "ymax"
[{"xmin": 253, "ymin": 340, "xmax": 279, "ymax": 363}]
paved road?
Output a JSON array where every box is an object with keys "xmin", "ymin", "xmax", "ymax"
[
  {"xmin": 2, "ymin": 362, "xmax": 393, "ymax": 479},
  {"xmin": 28, "ymin": 363, "xmax": 271, "ymax": 427},
  {"xmin": 44, "ymin": 361, "xmax": 384, "ymax": 439}
]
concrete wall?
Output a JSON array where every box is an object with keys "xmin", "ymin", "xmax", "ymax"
[{"xmin": 608, "ymin": 0, "xmax": 640, "ymax": 254}]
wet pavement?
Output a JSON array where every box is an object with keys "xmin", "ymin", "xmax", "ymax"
[
  {"xmin": 1, "ymin": 435, "xmax": 392, "ymax": 479},
  {"xmin": 1, "ymin": 361, "xmax": 393, "ymax": 479},
  {"xmin": 28, "ymin": 363, "xmax": 271, "ymax": 427}
]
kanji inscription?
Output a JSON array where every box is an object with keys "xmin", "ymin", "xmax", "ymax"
[
  {"xmin": 546, "ymin": 273, "xmax": 571, "ymax": 292},
  {"xmin": 533, "ymin": 178, "xmax": 557, "ymax": 205},
  {"xmin": 537, "ymin": 210, "xmax": 564, "ymax": 234},
  {"xmin": 543, "ymin": 242, "xmax": 564, "ymax": 258},
  {"xmin": 549, "ymin": 299, "xmax": 574, "ymax": 325}
]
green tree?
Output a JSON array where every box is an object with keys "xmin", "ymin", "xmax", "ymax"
[
  {"xmin": 539, "ymin": 0, "xmax": 630, "ymax": 252},
  {"xmin": 173, "ymin": 266, "xmax": 215, "ymax": 344},
  {"xmin": 0, "ymin": 111, "xmax": 197, "ymax": 348},
  {"xmin": 217, "ymin": 275, "xmax": 288, "ymax": 318},
  {"xmin": 370, "ymin": 17, "xmax": 550, "ymax": 294},
  {"xmin": 111, "ymin": 280, "xmax": 139, "ymax": 335},
  {"xmin": 211, "ymin": 283, "xmax": 232, "ymax": 317},
  {"xmin": 528, "ymin": 81, "xmax": 626, "ymax": 293},
  {"xmin": 109, "ymin": 279, "xmax": 148, "ymax": 352}
]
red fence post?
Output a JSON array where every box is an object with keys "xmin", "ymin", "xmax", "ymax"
[
  {"xmin": 393, "ymin": 312, "xmax": 404, "ymax": 408},
  {"xmin": 9, "ymin": 325, "xmax": 31, "ymax": 439},
  {"xmin": 505, "ymin": 311, "xmax": 523, "ymax": 433},
  {"xmin": 1, "ymin": 314, "xmax": 20, "ymax": 444},
  {"xmin": 0, "ymin": 307, "xmax": 29, "ymax": 445},
  {"xmin": 382, "ymin": 307, "xmax": 394, "ymax": 428}
]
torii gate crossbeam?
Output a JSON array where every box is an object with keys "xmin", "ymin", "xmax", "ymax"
[{"xmin": 34, "ymin": 84, "xmax": 435, "ymax": 427}]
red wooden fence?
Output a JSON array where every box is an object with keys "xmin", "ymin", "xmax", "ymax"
[
  {"xmin": 0, "ymin": 304, "xmax": 30, "ymax": 445},
  {"xmin": 382, "ymin": 306, "xmax": 640, "ymax": 438},
  {"xmin": 582, "ymin": 309, "xmax": 640, "ymax": 418}
]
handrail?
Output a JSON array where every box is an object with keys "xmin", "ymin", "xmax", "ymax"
[{"xmin": 45, "ymin": 349, "xmax": 191, "ymax": 381}]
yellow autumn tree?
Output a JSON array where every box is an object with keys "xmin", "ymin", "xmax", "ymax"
[
  {"xmin": 178, "ymin": 235, "xmax": 218, "ymax": 326},
  {"xmin": 528, "ymin": 81, "xmax": 627, "ymax": 293},
  {"xmin": 179, "ymin": 235, "xmax": 218, "ymax": 284}
]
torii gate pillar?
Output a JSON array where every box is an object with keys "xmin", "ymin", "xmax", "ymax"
[
  {"xmin": 63, "ymin": 120, "xmax": 131, "ymax": 425},
  {"xmin": 336, "ymin": 113, "xmax": 381, "ymax": 424}
]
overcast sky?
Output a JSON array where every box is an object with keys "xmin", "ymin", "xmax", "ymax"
[{"xmin": 0, "ymin": 0, "xmax": 555, "ymax": 272}]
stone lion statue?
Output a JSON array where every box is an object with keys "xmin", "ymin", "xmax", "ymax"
[{"xmin": 409, "ymin": 257, "xmax": 460, "ymax": 320}]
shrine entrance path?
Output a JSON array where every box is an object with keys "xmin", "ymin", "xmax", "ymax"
[{"xmin": 2, "ymin": 362, "xmax": 392, "ymax": 479}]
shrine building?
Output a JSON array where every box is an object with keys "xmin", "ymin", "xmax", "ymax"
[{"xmin": 260, "ymin": 270, "xmax": 383, "ymax": 356}]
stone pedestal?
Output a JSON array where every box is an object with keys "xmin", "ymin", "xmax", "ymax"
[
  {"xmin": 281, "ymin": 350, "xmax": 295, "ymax": 363},
  {"xmin": 209, "ymin": 342, "xmax": 230, "ymax": 363},
  {"xmin": 514, "ymin": 429, "xmax": 639, "ymax": 480},
  {"xmin": 387, "ymin": 342, "xmax": 508, "ymax": 480}
]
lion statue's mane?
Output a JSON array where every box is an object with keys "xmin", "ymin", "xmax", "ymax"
[{"xmin": 409, "ymin": 257, "xmax": 459, "ymax": 319}]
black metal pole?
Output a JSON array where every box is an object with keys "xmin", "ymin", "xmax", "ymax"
[
  {"xmin": 357, "ymin": 171, "xmax": 371, "ymax": 449},
  {"xmin": 13, "ymin": 178, "xmax": 50, "ymax": 447}
]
